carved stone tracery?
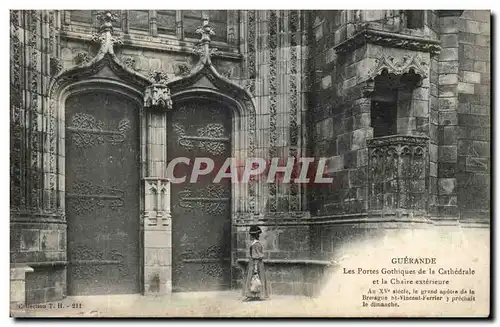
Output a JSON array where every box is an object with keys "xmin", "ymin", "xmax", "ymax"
[
  {"xmin": 368, "ymin": 135, "xmax": 428, "ymax": 212},
  {"xmin": 368, "ymin": 53, "xmax": 428, "ymax": 80}
]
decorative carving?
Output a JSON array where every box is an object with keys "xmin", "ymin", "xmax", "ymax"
[
  {"xmin": 66, "ymin": 180, "xmax": 125, "ymax": 215},
  {"xmin": 192, "ymin": 16, "xmax": 221, "ymax": 65},
  {"xmin": 90, "ymin": 11, "xmax": 123, "ymax": 57},
  {"xmin": 176, "ymin": 244, "xmax": 228, "ymax": 279},
  {"xmin": 176, "ymin": 63, "xmax": 191, "ymax": 77},
  {"xmin": 334, "ymin": 28, "xmax": 442, "ymax": 56},
  {"xmin": 368, "ymin": 53, "xmax": 428, "ymax": 80},
  {"xmin": 71, "ymin": 245, "xmax": 103, "ymax": 278},
  {"xmin": 50, "ymin": 57, "xmax": 63, "ymax": 76},
  {"xmin": 29, "ymin": 10, "xmax": 41, "ymax": 211},
  {"xmin": 71, "ymin": 245, "xmax": 128, "ymax": 278},
  {"xmin": 74, "ymin": 51, "xmax": 91, "ymax": 65},
  {"xmin": 368, "ymin": 135, "xmax": 429, "ymax": 212},
  {"xmin": 246, "ymin": 10, "xmax": 256, "ymax": 95},
  {"xmin": 269, "ymin": 10, "xmax": 278, "ymax": 163},
  {"xmin": 143, "ymin": 70, "xmax": 173, "ymax": 110},
  {"xmin": 121, "ymin": 56, "xmax": 136, "ymax": 70},
  {"xmin": 10, "ymin": 10, "xmax": 23, "ymax": 211},
  {"xmin": 143, "ymin": 178, "xmax": 171, "ymax": 227},
  {"xmin": 143, "ymin": 85, "xmax": 173, "ymax": 110},
  {"xmin": 177, "ymin": 184, "xmax": 230, "ymax": 215},
  {"xmin": 148, "ymin": 70, "xmax": 169, "ymax": 85},
  {"xmin": 67, "ymin": 113, "xmax": 130, "ymax": 149},
  {"xmin": 289, "ymin": 11, "xmax": 299, "ymax": 153}
]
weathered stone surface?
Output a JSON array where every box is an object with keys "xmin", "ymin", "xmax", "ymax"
[{"xmin": 439, "ymin": 146, "xmax": 458, "ymax": 162}]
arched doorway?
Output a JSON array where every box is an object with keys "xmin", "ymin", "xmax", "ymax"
[
  {"xmin": 168, "ymin": 97, "xmax": 232, "ymax": 292},
  {"xmin": 65, "ymin": 90, "xmax": 141, "ymax": 295}
]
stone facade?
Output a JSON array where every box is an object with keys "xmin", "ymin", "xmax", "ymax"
[{"xmin": 10, "ymin": 10, "xmax": 490, "ymax": 304}]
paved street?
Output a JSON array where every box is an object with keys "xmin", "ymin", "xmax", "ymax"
[{"xmin": 11, "ymin": 291, "xmax": 332, "ymax": 318}]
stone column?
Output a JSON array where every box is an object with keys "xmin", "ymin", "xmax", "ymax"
[{"xmin": 143, "ymin": 78, "xmax": 173, "ymax": 295}]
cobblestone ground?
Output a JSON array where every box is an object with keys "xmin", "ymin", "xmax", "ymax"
[{"xmin": 11, "ymin": 291, "xmax": 333, "ymax": 318}]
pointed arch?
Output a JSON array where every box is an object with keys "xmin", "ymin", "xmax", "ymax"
[{"xmin": 167, "ymin": 61, "xmax": 258, "ymax": 216}]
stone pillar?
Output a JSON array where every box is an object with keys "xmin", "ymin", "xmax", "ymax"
[
  {"xmin": 143, "ymin": 177, "xmax": 172, "ymax": 295},
  {"xmin": 143, "ymin": 79, "xmax": 173, "ymax": 295}
]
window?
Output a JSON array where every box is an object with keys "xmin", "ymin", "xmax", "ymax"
[
  {"xmin": 70, "ymin": 10, "xmax": 93, "ymax": 24},
  {"xmin": 405, "ymin": 10, "xmax": 424, "ymax": 29},
  {"xmin": 371, "ymin": 100, "xmax": 398, "ymax": 138},
  {"xmin": 205, "ymin": 11, "xmax": 227, "ymax": 42},
  {"xmin": 70, "ymin": 10, "xmax": 121, "ymax": 29},
  {"xmin": 129, "ymin": 10, "xmax": 149, "ymax": 32},
  {"xmin": 183, "ymin": 10, "xmax": 227, "ymax": 42},
  {"xmin": 157, "ymin": 10, "xmax": 176, "ymax": 35},
  {"xmin": 183, "ymin": 10, "xmax": 203, "ymax": 39}
]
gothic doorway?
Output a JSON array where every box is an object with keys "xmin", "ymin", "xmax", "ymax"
[
  {"xmin": 168, "ymin": 98, "xmax": 232, "ymax": 292},
  {"xmin": 65, "ymin": 91, "xmax": 141, "ymax": 295}
]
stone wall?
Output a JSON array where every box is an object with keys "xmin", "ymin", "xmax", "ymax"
[
  {"xmin": 433, "ymin": 10, "xmax": 490, "ymax": 222},
  {"xmin": 10, "ymin": 10, "xmax": 66, "ymax": 305},
  {"xmin": 308, "ymin": 10, "xmax": 370, "ymax": 217},
  {"xmin": 306, "ymin": 9, "xmax": 490, "ymax": 273},
  {"xmin": 455, "ymin": 11, "xmax": 490, "ymax": 223}
]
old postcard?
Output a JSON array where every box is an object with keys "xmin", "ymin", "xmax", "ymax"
[{"xmin": 9, "ymin": 9, "xmax": 491, "ymax": 318}]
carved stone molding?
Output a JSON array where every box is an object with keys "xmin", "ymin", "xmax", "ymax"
[
  {"xmin": 367, "ymin": 135, "xmax": 429, "ymax": 148},
  {"xmin": 334, "ymin": 28, "xmax": 442, "ymax": 56},
  {"xmin": 368, "ymin": 53, "xmax": 428, "ymax": 80}
]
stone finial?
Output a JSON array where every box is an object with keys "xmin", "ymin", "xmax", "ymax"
[
  {"xmin": 193, "ymin": 15, "xmax": 220, "ymax": 63},
  {"xmin": 95, "ymin": 10, "xmax": 119, "ymax": 33},
  {"xmin": 195, "ymin": 14, "xmax": 215, "ymax": 45},
  {"xmin": 91, "ymin": 10, "xmax": 122, "ymax": 57}
]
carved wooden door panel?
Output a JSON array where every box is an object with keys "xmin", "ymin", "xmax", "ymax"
[
  {"xmin": 65, "ymin": 92, "xmax": 140, "ymax": 295},
  {"xmin": 168, "ymin": 99, "xmax": 232, "ymax": 292}
]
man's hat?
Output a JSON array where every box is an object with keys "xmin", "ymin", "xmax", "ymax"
[{"xmin": 249, "ymin": 225, "xmax": 262, "ymax": 235}]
